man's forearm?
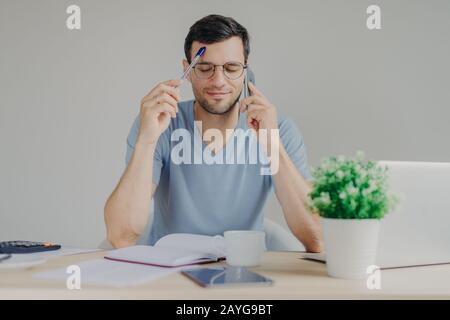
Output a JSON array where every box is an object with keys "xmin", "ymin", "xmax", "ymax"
[
  {"xmin": 272, "ymin": 144, "xmax": 323, "ymax": 252},
  {"xmin": 104, "ymin": 141, "xmax": 156, "ymax": 248}
]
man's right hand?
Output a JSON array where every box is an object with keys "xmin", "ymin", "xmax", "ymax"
[{"xmin": 137, "ymin": 79, "xmax": 182, "ymax": 146}]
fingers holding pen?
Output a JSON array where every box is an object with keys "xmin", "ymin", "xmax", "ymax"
[
  {"xmin": 141, "ymin": 80, "xmax": 182, "ymax": 115},
  {"xmin": 147, "ymin": 82, "xmax": 182, "ymax": 103},
  {"xmin": 138, "ymin": 79, "xmax": 183, "ymax": 145},
  {"xmin": 143, "ymin": 92, "xmax": 179, "ymax": 113}
]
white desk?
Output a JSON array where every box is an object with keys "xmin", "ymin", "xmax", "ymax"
[{"xmin": 1, "ymin": 251, "xmax": 450, "ymax": 299}]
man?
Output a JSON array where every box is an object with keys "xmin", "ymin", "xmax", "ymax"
[{"xmin": 104, "ymin": 14, "xmax": 323, "ymax": 252}]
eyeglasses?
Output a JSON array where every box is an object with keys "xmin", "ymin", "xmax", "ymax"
[{"xmin": 192, "ymin": 62, "xmax": 247, "ymax": 80}]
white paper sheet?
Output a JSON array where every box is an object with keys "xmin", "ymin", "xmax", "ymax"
[{"xmin": 34, "ymin": 258, "xmax": 183, "ymax": 287}]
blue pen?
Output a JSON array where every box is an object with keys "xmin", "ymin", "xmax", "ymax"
[{"xmin": 181, "ymin": 47, "xmax": 206, "ymax": 80}]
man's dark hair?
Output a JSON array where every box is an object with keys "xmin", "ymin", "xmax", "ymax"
[{"xmin": 184, "ymin": 14, "xmax": 250, "ymax": 63}]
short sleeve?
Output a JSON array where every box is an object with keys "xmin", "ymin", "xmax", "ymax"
[
  {"xmin": 278, "ymin": 115, "xmax": 314, "ymax": 182},
  {"xmin": 125, "ymin": 115, "xmax": 164, "ymax": 186}
]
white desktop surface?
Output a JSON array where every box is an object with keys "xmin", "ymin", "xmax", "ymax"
[{"xmin": 1, "ymin": 250, "xmax": 449, "ymax": 299}]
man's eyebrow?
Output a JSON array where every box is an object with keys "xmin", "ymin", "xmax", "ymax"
[{"xmin": 197, "ymin": 60, "xmax": 244, "ymax": 65}]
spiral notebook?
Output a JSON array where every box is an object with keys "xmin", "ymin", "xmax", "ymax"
[{"xmin": 104, "ymin": 233, "xmax": 226, "ymax": 267}]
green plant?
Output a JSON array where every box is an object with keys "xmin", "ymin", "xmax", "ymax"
[{"xmin": 308, "ymin": 151, "xmax": 397, "ymax": 219}]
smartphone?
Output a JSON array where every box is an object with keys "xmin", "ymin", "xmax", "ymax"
[
  {"xmin": 181, "ymin": 266, "xmax": 273, "ymax": 288},
  {"xmin": 243, "ymin": 67, "xmax": 257, "ymax": 127},
  {"xmin": 243, "ymin": 67, "xmax": 255, "ymax": 99}
]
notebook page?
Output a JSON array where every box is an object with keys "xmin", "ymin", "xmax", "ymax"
[
  {"xmin": 105, "ymin": 245, "xmax": 217, "ymax": 267},
  {"xmin": 155, "ymin": 233, "xmax": 226, "ymax": 258}
]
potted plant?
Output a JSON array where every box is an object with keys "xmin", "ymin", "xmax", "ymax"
[{"xmin": 308, "ymin": 152, "xmax": 397, "ymax": 280}]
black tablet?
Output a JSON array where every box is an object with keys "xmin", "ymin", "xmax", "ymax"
[{"xmin": 181, "ymin": 266, "xmax": 273, "ymax": 288}]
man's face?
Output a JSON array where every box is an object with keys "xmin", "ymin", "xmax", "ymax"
[{"xmin": 183, "ymin": 37, "xmax": 246, "ymax": 115}]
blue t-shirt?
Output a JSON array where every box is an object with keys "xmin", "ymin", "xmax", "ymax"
[{"xmin": 126, "ymin": 100, "xmax": 312, "ymax": 245}]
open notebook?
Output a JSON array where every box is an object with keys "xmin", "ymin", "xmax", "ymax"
[{"xmin": 104, "ymin": 233, "xmax": 226, "ymax": 267}]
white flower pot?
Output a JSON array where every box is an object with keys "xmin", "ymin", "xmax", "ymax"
[{"xmin": 322, "ymin": 217, "xmax": 380, "ymax": 280}]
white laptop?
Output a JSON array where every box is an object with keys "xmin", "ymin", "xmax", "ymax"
[{"xmin": 302, "ymin": 161, "xmax": 450, "ymax": 269}]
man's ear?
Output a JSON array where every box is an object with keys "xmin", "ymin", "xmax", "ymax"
[{"xmin": 181, "ymin": 59, "xmax": 192, "ymax": 83}]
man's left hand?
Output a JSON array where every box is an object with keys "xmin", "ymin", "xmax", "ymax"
[{"xmin": 239, "ymin": 82, "xmax": 279, "ymax": 147}]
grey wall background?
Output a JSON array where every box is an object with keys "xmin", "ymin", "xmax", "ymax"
[{"xmin": 1, "ymin": 0, "xmax": 449, "ymax": 248}]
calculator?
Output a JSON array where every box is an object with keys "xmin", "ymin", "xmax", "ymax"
[{"xmin": 0, "ymin": 241, "xmax": 61, "ymax": 254}]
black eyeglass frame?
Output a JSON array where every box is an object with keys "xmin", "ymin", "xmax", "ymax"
[{"xmin": 192, "ymin": 62, "xmax": 248, "ymax": 80}]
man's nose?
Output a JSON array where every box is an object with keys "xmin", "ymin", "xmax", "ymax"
[{"xmin": 209, "ymin": 66, "xmax": 228, "ymax": 87}]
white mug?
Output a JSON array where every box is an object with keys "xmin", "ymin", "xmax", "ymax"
[{"xmin": 224, "ymin": 230, "xmax": 266, "ymax": 267}]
